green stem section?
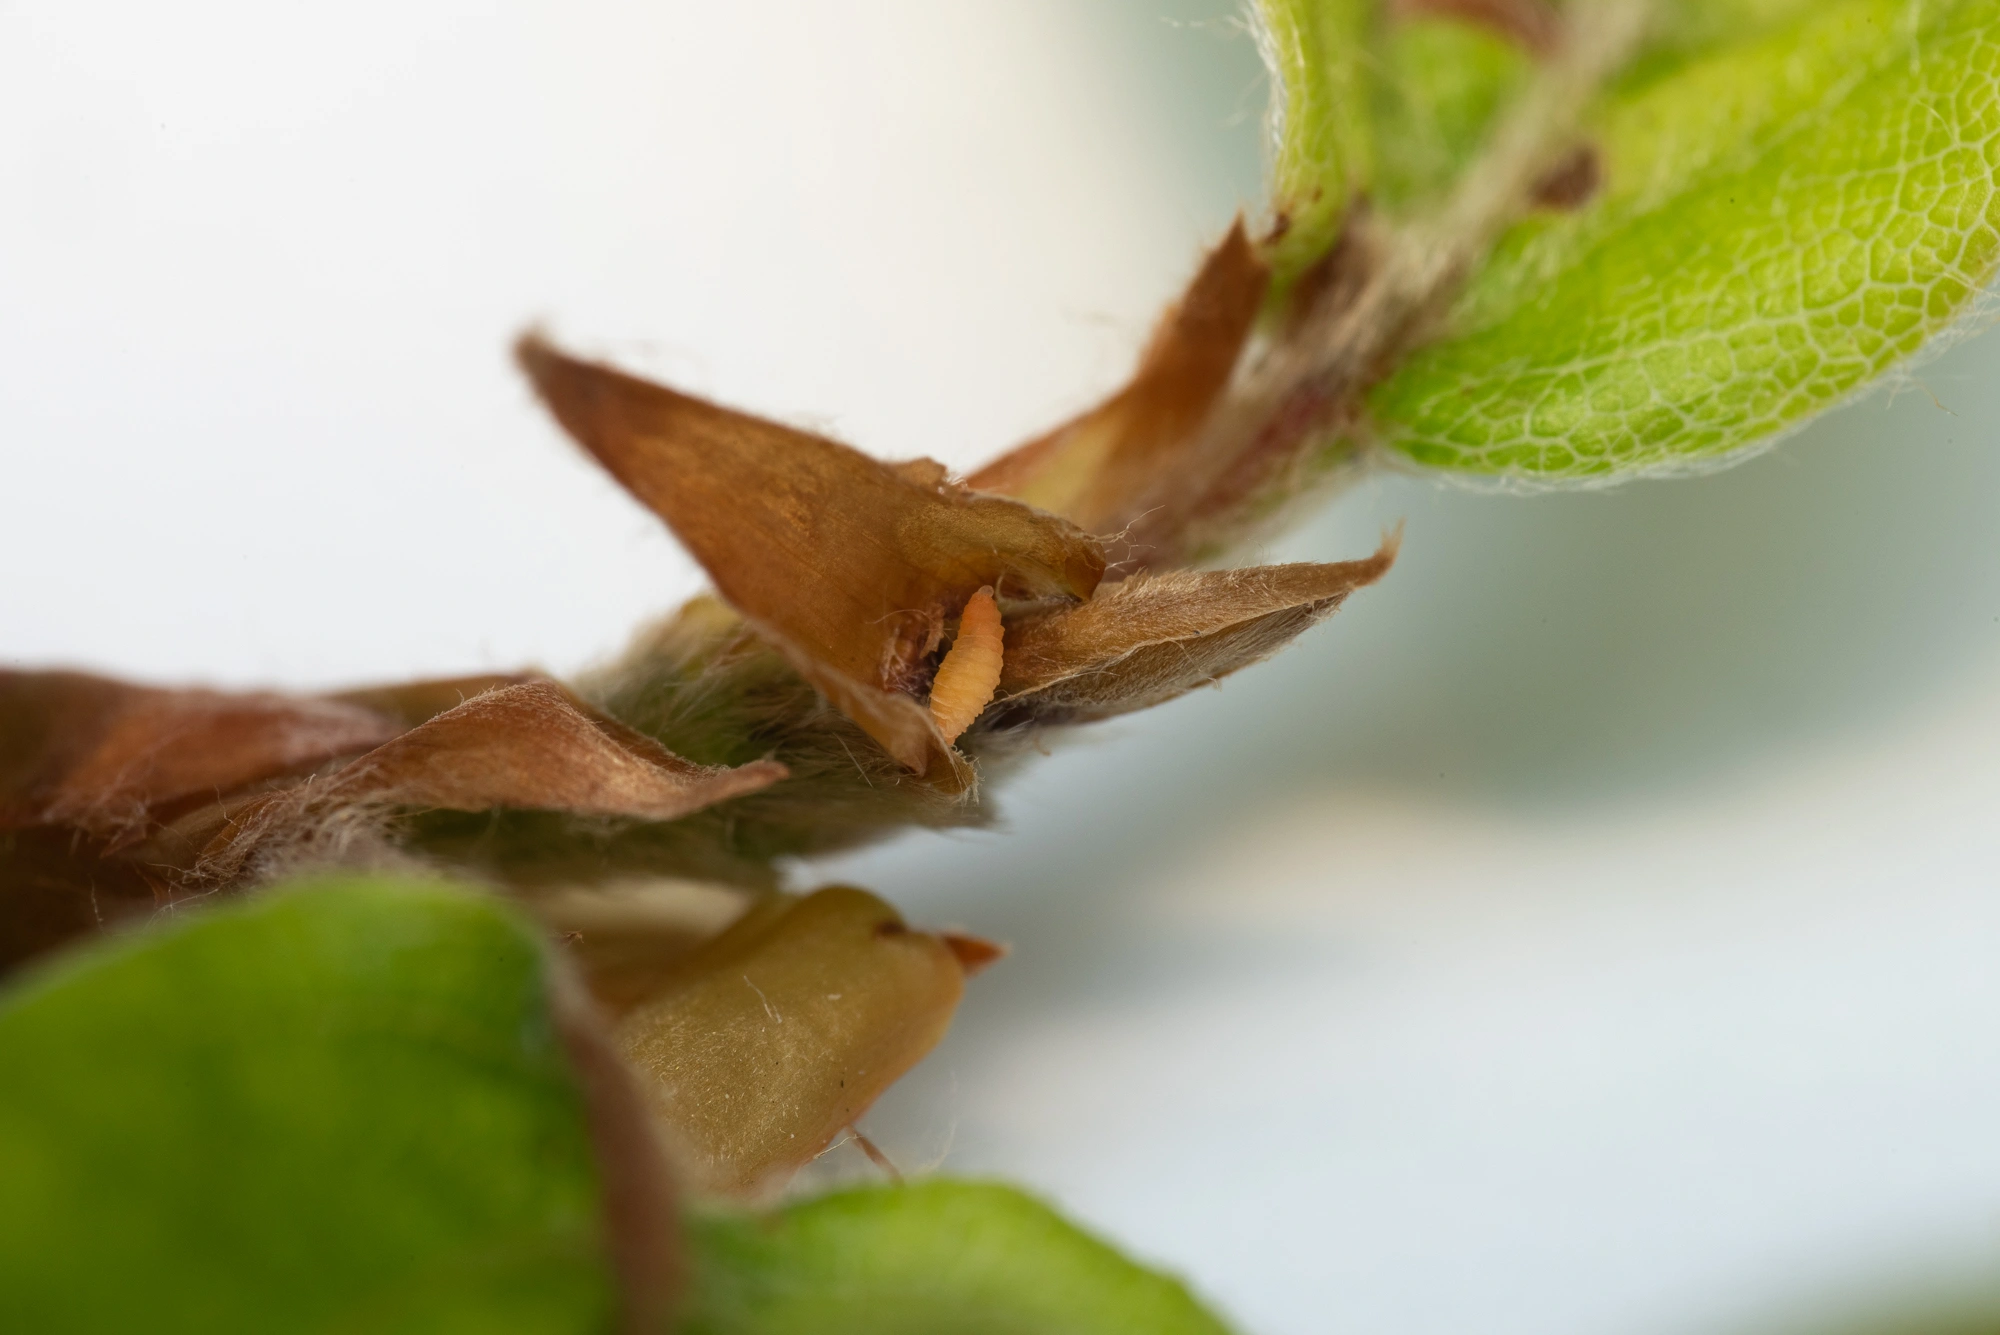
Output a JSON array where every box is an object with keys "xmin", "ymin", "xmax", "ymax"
[{"xmin": 1254, "ymin": 0, "xmax": 1376, "ymax": 292}]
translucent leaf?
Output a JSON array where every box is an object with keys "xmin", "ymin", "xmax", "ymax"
[
  {"xmin": 615, "ymin": 886, "xmax": 976, "ymax": 1199},
  {"xmin": 1253, "ymin": 0, "xmax": 1375, "ymax": 290},
  {"xmin": 0, "ymin": 877, "xmax": 678, "ymax": 1333},
  {"xmin": 677, "ymin": 1178, "xmax": 1235, "ymax": 1335},
  {"xmin": 1371, "ymin": 0, "xmax": 2000, "ymax": 478},
  {"xmin": 517, "ymin": 336, "xmax": 1105, "ymax": 783}
]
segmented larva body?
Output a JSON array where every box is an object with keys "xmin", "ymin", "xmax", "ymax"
[{"xmin": 928, "ymin": 586, "xmax": 1004, "ymax": 745}]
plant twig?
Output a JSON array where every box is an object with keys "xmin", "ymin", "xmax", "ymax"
[{"xmin": 1152, "ymin": 0, "xmax": 1653, "ymax": 563}]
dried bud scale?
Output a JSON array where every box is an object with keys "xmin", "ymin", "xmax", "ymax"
[{"xmin": 613, "ymin": 886, "xmax": 980, "ymax": 1199}]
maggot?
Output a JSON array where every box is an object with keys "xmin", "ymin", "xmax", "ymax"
[{"xmin": 928, "ymin": 586, "xmax": 1004, "ymax": 745}]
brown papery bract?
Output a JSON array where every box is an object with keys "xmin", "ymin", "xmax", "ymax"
[
  {"xmin": 319, "ymin": 681, "xmax": 784, "ymax": 819},
  {"xmin": 967, "ymin": 219, "xmax": 1268, "ymax": 548},
  {"xmin": 0, "ymin": 670, "xmax": 401, "ymax": 846},
  {"xmin": 326, "ymin": 672, "xmax": 537, "ymax": 729},
  {"xmin": 516, "ymin": 336, "xmax": 1106, "ymax": 784},
  {"xmin": 612, "ymin": 885, "xmax": 979, "ymax": 1199},
  {"xmin": 987, "ymin": 534, "xmax": 1399, "ymax": 726},
  {"xmin": 178, "ymin": 681, "xmax": 788, "ymax": 885},
  {"xmin": 569, "ymin": 596, "xmax": 1003, "ymax": 878},
  {"xmin": 0, "ymin": 669, "xmax": 795, "ymax": 974},
  {"xmin": 1, "ymin": 669, "xmax": 525, "ymax": 970}
]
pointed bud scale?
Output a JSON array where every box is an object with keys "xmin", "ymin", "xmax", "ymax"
[
  {"xmin": 1, "ymin": 670, "xmax": 399, "ymax": 847},
  {"xmin": 968, "ymin": 218, "xmax": 1269, "ymax": 547},
  {"xmin": 516, "ymin": 336, "xmax": 1105, "ymax": 783},
  {"xmin": 176, "ymin": 681, "xmax": 788, "ymax": 885},
  {"xmin": 989, "ymin": 536, "xmax": 1397, "ymax": 726},
  {"xmin": 612, "ymin": 886, "xmax": 974, "ymax": 1198}
]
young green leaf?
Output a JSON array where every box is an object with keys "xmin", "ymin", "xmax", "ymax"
[
  {"xmin": 1371, "ymin": 12, "xmax": 1534, "ymax": 210},
  {"xmin": 0, "ymin": 876, "xmax": 677, "ymax": 1334},
  {"xmin": 1253, "ymin": 0, "xmax": 1375, "ymax": 291},
  {"xmin": 678, "ymin": 1179, "xmax": 1236, "ymax": 1335},
  {"xmin": 1623, "ymin": 0, "xmax": 1824, "ymax": 89},
  {"xmin": 1393, "ymin": 0, "xmax": 1559, "ymax": 55},
  {"xmin": 1371, "ymin": 0, "xmax": 2000, "ymax": 478}
]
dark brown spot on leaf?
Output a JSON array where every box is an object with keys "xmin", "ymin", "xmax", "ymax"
[{"xmin": 1530, "ymin": 143, "xmax": 1604, "ymax": 212}]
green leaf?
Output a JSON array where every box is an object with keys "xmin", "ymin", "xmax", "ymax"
[
  {"xmin": 1371, "ymin": 0, "xmax": 2000, "ymax": 478},
  {"xmin": 676, "ymin": 1179, "xmax": 1236, "ymax": 1335},
  {"xmin": 1620, "ymin": 0, "xmax": 1825, "ymax": 90},
  {"xmin": 0, "ymin": 877, "xmax": 618, "ymax": 1335},
  {"xmin": 1254, "ymin": 0, "xmax": 1374, "ymax": 289},
  {"xmin": 1372, "ymin": 15, "xmax": 1533, "ymax": 212}
]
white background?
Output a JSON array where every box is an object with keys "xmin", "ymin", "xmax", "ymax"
[{"xmin": 6, "ymin": 3, "xmax": 2000, "ymax": 1332}]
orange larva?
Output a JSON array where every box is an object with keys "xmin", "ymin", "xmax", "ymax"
[{"xmin": 928, "ymin": 586, "xmax": 1004, "ymax": 745}]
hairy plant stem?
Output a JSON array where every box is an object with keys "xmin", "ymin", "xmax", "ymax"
[{"xmin": 1157, "ymin": 0, "xmax": 1652, "ymax": 564}]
